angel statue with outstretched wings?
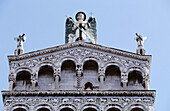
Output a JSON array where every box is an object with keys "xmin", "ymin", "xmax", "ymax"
[{"xmin": 65, "ymin": 11, "xmax": 97, "ymax": 44}]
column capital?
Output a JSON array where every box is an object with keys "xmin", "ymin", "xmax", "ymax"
[
  {"xmin": 76, "ymin": 64, "xmax": 83, "ymax": 76},
  {"xmin": 9, "ymin": 74, "xmax": 15, "ymax": 82}
]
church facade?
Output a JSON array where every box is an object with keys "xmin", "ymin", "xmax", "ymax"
[{"xmin": 2, "ymin": 12, "xmax": 155, "ymax": 111}]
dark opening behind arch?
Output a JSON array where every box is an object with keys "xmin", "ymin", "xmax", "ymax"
[
  {"xmin": 83, "ymin": 60, "xmax": 98, "ymax": 71},
  {"xmin": 107, "ymin": 108, "xmax": 120, "ymax": 111},
  {"xmin": 61, "ymin": 60, "xmax": 76, "ymax": 71},
  {"xmin": 13, "ymin": 108, "xmax": 26, "ymax": 111},
  {"xmin": 15, "ymin": 71, "xmax": 31, "ymax": 90},
  {"xmin": 37, "ymin": 108, "xmax": 50, "ymax": 111},
  {"xmin": 60, "ymin": 108, "xmax": 74, "ymax": 111},
  {"xmin": 37, "ymin": 65, "xmax": 54, "ymax": 90},
  {"xmin": 105, "ymin": 65, "xmax": 121, "ymax": 76},
  {"xmin": 131, "ymin": 108, "xmax": 144, "ymax": 111},
  {"xmin": 128, "ymin": 70, "xmax": 143, "ymax": 86},
  {"xmin": 83, "ymin": 108, "xmax": 97, "ymax": 111}
]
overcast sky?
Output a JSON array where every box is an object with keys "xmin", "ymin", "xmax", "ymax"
[{"xmin": 0, "ymin": 0, "xmax": 170, "ymax": 111}]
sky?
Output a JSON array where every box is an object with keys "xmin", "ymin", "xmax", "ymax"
[{"xmin": 0, "ymin": 0, "xmax": 170, "ymax": 110}]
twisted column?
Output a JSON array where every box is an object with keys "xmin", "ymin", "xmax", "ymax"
[{"xmin": 76, "ymin": 64, "xmax": 83, "ymax": 90}]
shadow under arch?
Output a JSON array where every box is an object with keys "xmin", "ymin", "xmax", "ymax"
[
  {"xmin": 14, "ymin": 69, "xmax": 32, "ymax": 90},
  {"xmin": 104, "ymin": 64, "xmax": 122, "ymax": 90},
  {"xmin": 127, "ymin": 70, "xmax": 144, "ymax": 89},
  {"xmin": 36, "ymin": 64, "xmax": 55, "ymax": 90},
  {"xmin": 58, "ymin": 56, "xmax": 78, "ymax": 69},
  {"xmin": 14, "ymin": 67, "xmax": 33, "ymax": 79},
  {"xmin": 35, "ymin": 62, "xmax": 56, "ymax": 75},
  {"xmin": 128, "ymin": 104, "xmax": 147, "ymax": 111},
  {"xmin": 82, "ymin": 59, "xmax": 99, "ymax": 90},
  {"xmin": 81, "ymin": 104, "xmax": 100, "ymax": 111},
  {"xmin": 81, "ymin": 56, "xmax": 101, "ymax": 69},
  {"xmin": 104, "ymin": 104, "xmax": 123, "ymax": 111},
  {"xmin": 126, "ymin": 67, "xmax": 145, "ymax": 78},
  {"xmin": 10, "ymin": 104, "xmax": 29, "ymax": 111},
  {"xmin": 57, "ymin": 104, "xmax": 76, "ymax": 111},
  {"xmin": 103, "ymin": 62, "xmax": 124, "ymax": 73},
  {"xmin": 34, "ymin": 104, "xmax": 54, "ymax": 111},
  {"xmin": 60, "ymin": 59, "xmax": 76, "ymax": 90}
]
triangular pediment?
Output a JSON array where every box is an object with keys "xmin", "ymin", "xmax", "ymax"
[
  {"xmin": 8, "ymin": 41, "xmax": 151, "ymax": 71},
  {"xmin": 8, "ymin": 41, "xmax": 151, "ymax": 62}
]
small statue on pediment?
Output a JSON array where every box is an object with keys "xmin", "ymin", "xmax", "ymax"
[{"xmin": 14, "ymin": 33, "xmax": 26, "ymax": 55}]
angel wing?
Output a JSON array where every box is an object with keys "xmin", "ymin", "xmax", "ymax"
[
  {"xmin": 87, "ymin": 16, "xmax": 97, "ymax": 44},
  {"xmin": 65, "ymin": 17, "xmax": 75, "ymax": 44},
  {"xmin": 143, "ymin": 37, "xmax": 147, "ymax": 40}
]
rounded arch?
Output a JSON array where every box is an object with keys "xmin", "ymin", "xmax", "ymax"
[
  {"xmin": 61, "ymin": 60, "xmax": 76, "ymax": 71},
  {"xmin": 35, "ymin": 62, "xmax": 56, "ymax": 75},
  {"xmin": 11, "ymin": 104, "xmax": 29, "ymax": 111},
  {"xmin": 57, "ymin": 104, "xmax": 76, "ymax": 111},
  {"xmin": 81, "ymin": 56, "xmax": 102, "ymax": 68},
  {"xmin": 128, "ymin": 104, "xmax": 147, "ymax": 111},
  {"xmin": 84, "ymin": 82, "xmax": 93, "ymax": 90},
  {"xmin": 104, "ymin": 104, "xmax": 123, "ymax": 111},
  {"xmin": 82, "ymin": 59, "xmax": 99, "ymax": 88},
  {"xmin": 58, "ymin": 56, "xmax": 78, "ymax": 69},
  {"xmin": 14, "ymin": 67, "xmax": 33, "ymax": 79},
  {"xmin": 34, "ymin": 104, "xmax": 54, "ymax": 111},
  {"xmin": 60, "ymin": 59, "xmax": 77, "ymax": 90},
  {"xmin": 104, "ymin": 64, "xmax": 122, "ymax": 90},
  {"xmin": 81, "ymin": 104, "xmax": 100, "ymax": 111},
  {"xmin": 103, "ymin": 62, "xmax": 124, "ymax": 73},
  {"xmin": 14, "ymin": 68, "xmax": 32, "ymax": 90},
  {"xmin": 127, "ymin": 67, "xmax": 145, "ymax": 89},
  {"xmin": 126, "ymin": 67, "xmax": 145, "ymax": 78},
  {"xmin": 36, "ymin": 63, "xmax": 55, "ymax": 90}
]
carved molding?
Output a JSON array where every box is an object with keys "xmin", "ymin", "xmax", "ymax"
[
  {"xmin": 10, "ymin": 47, "xmax": 149, "ymax": 73},
  {"xmin": 2, "ymin": 90, "xmax": 156, "ymax": 98},
  {"xmin": 8, "ymin": 41, "xmax": 151, "ymax": 62},
  {"xmin": 4, "ymin": 96, "xmax": 153, "ymax": 109}
]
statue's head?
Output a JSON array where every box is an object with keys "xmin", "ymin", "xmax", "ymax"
[{"xmin": 76, "ymin": 11, "xmax": 86, "ymax": 21}]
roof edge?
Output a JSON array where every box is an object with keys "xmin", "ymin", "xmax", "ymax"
[{"xmin": 8, "ymin": 41, "xmax": 152, "ymax": 64}]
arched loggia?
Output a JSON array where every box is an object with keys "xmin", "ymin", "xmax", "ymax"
[
  {"xmin": 82, "ymin": 60, "xmax": 99, "ymax": 90},
  {"xmin": 128, "ymin": 70, "xmax": 144, "ymax": 89},
  {"xmin": 37, "ymin": 65, "xmax": 55, "ymax": 90},
  {"xmin": 60, "ymin": 60, "xmax": 76, "ymax": 90},
  {"xmin": 14, "ymin": 71, "xmax": 31, "ymax": 90},
  {"xmin": 104, "ymin": 65, "xmax": 121, "ymax": 90}
]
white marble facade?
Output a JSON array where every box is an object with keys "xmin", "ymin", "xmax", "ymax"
[{"xmin": 2, "ymin": 41, "xmax": 155, "ymax": 111}]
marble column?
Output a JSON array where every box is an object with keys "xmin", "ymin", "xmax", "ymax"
[
  {"xmin": 121, "ymin": 72, "xmax": 128, "ymax": 89},
  {"xmin": 9, "ymin": 80, "xmax": 14, "ymax": 91},
  {"xmin": 54, "ymin": 75, "xmax": 60, "ymax": 89},
  {"xmin": 9, "ymin": 74, "xmax": 15, "ymax": 91},
  {"xmin": 98, "ymin": 74, "xmax": 105, "ymax": 90}
]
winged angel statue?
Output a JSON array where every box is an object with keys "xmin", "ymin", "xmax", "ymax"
[{"xmin": 65, "ymin": 11, "xmax": 97, "ymax": 44}]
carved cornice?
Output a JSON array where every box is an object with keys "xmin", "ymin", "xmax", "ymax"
[
  {"xmin": 8, "ymin": 41, "xmax": 151, "ymax": 65},
  {"xmin": 2, "ymin": 90, "xmax": 156, "ymax": 98}
]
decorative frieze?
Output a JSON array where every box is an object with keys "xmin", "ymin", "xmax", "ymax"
[
  {"xmin": 4, "ymin": 96, "xmax": 153, "ymax": 108},
  {"xmin": 10, "ymin": 48, "xmax": 149, "ymax": 72}
]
